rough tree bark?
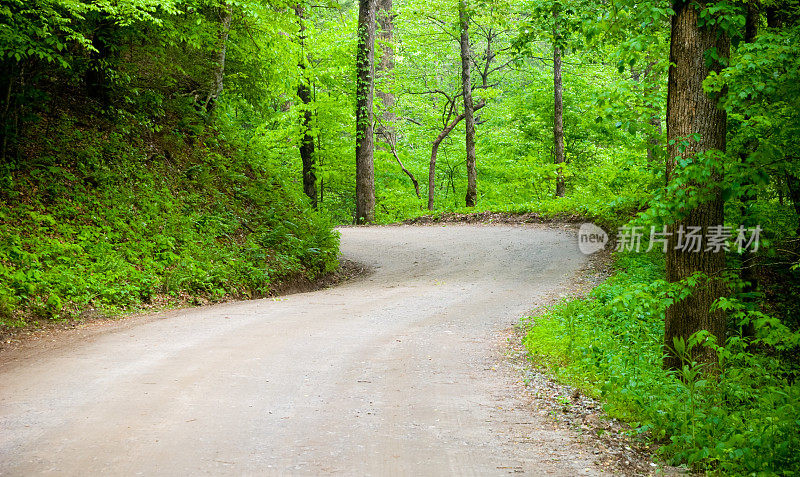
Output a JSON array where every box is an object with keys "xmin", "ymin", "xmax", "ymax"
[
  {"xmin": 296, "ymin": 5, "xmax": 316, "ymax": 208},
  {"xmin": 355, "ymin": 0, "xmax": 377, "ymax": 224},
  {"xmin": 460, "ymin": 0, "xmax": 477, "ymax": 207},
  {"xmin": 553, "ymin": 6, "xmax": 565, "ymax": 198},
  {"xmin": 663, "ymin": 1, "xmax": 730, "ymax": 371},
  {"xmin": 375, "ymin": 0, "xmax": 395, "ymax": 147}
]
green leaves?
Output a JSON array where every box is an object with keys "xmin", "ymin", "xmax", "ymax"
[
  {"xmin": 522, "ymin": 252, "xmax": 800, "ymax": 473},
  {"xmin": 0, "ymin": 110, "xmax": 340, "ymax": 325},
  {"xmin": 696, "ymin": 1, "xmax": 746, "ymax": 38}
]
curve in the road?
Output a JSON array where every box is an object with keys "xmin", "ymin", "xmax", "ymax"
[{"xmin": 0, "ymin": 224, "xmax": 602, "ymax": 476}]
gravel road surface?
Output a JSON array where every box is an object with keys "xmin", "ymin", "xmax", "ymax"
[{"xmin": 0, "ymin": 224, "xmax": 604, "ymax": 476}]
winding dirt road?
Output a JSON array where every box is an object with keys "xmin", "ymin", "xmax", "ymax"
[{"xmin": 0, "ymin": 224, "xmax": 604, "ymax": 476}]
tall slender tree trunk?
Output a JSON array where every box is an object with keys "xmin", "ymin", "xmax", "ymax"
[
  {"xmin": 553, "ymin": 7, "xmax": 565, "ymax": 198},
  {"xmin": 355, "ymin": 0, "xmax": 377, "ymax": 224},
  {"xmin": 663, "ymin": 1, "xmax": 730, "ymax": 371},
  {"xmin": 379, "ymin": 128, "xmax": 419, "ymax": 197},
  {"xmin": 86, "ymin": 17, "xmax": 113, "ymax": 105},
  {"xmin": 630, "ymin": 62, "xmax": 663, "ymax": 170},
  {"xmin": 296, "ymin": 5, "xmax": 316, "ymax": 208},
  {"xmin": 640, "ymin": 61, "xmax": 664, "ymax": 170},
  {"xmin": 375, "ymin": 0, "xmax": 395, "ymax": 148},
  {"xmin": 318, "ymin": 111, "xmax": 325, "ymax": 206},
  {"xmin": 786, "ymin": 170, "xmax": 800, "ymax": 236},
  {"xmin": 204, "ymin": 4, "xmax": 233, "ymax": 113},
  {"xmin": 427, "ymin": 101, "xmax": 485, "ymax": 210},
  {"xmin": 647, "ymin": 116, "xmax": 663, "ymax": 167},
  {"xmin": 428, "ymin": 138, "xmax": 443, "ymax": 211},
  {"xmin": 1, "ymin": 63, "xmax": 16, "ymax": 163},
  {"xmin": 460, "ymin": 0, "xmax": 477, "ymax": 207}
]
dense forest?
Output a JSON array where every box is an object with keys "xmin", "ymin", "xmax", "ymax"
[{"xmin": 1, "ymin": 0, "xmax": 799, "ymax": 473}]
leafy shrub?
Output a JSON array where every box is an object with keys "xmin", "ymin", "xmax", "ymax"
[{"xmin": 522, "ymin": 252, "xmax": 800, "ymax": 474}]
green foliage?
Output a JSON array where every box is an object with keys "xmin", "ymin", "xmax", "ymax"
[
  {"xmin": 706, "ymin": 24, "xmax": 800, "ymax": 208},
  {"xmin": 0, "ymin": 0, "xmax": 174, "ymax": 67},
  {"xmin": 0, "ymin": 0, "xmax": 344, "ymax": 327},
  {"xmin": 302, "ymin": 0, "xmax": 661, "ymax": 225},
  {"xmin": 0, "ymin": 114, "xmax": 338, "ymax": 326},
  {"xmin": 3, "ymin": 1, "xmax": 800, "ymax": 472},
  {"xmin": 522, "ymin": 252, "xmax": 800, "ymax": 473}
]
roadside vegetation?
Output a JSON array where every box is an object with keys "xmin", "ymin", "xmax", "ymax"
[
  {"xmin": 524, "ymin": 252, "xmax": 800, "ymax": 474},
  {"xmin": 0, "ymin": 0, "xmax": 341, "ymax": 327},
  {"xmin": 0, "ymin": 112, "xmax": 338, "ymax": 325},
  {"xmin": 1, "ymin": 0, "xmax": 799, "ymax": 473}
]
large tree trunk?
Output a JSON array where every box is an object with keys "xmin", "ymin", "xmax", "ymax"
[
  {"xmin": 204, "ymin": 4, "xmax": 233, "ymax": 113},
  {"xmin": 663, "ymin": 1, "xmax": 730, "ymax": 371},
  {"xmin": 553, "ymin": 8, "xmax": 565, "ymax": 198},
  {"xmin": 355, "ymin": 0, "xmax": 377, "ymax": 224},
  {"xmin": 375, "ymin": 0, "xmax": 395, "ymax": 148},
  {"xmin": 298, "ymin": 74, "xmax": 317, "ymax": 209},
  {"xmin": 460, "ymin": 0, "xmax": 477, "ymax": 207},
  {"xmin": 296, "ymin": 5, "xmax": 316, "ymax": 208}
]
